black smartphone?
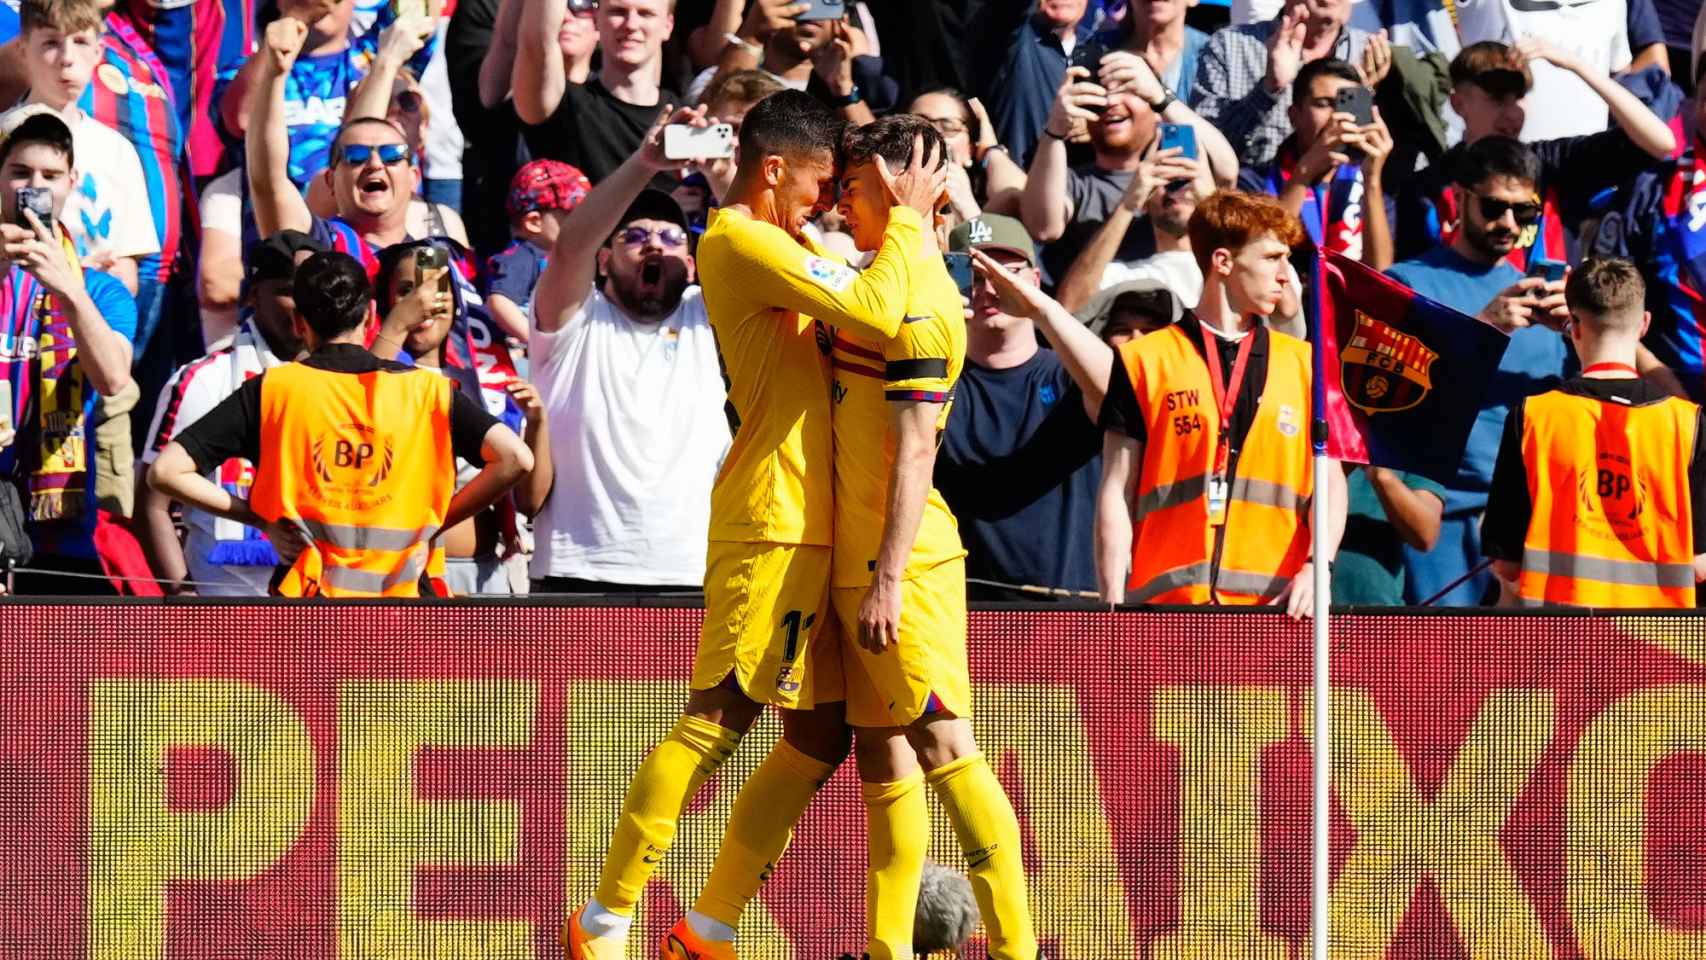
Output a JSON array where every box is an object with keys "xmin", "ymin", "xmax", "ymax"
[
  {"xmin": 1527, "ymin": 259, "xmax": 1567, "ymax": 283},
  {"xmin": 1157, "ymin": 123, "xmax": 1198, "ymax": 161},
  {"xmin": 414, "ymin": 245, "xmax": 451, "ymax": 297},
  {"xmin": 944, "ymin": 252, "xmax": 974, "ymax": 298},
  {"xmin": 14, "ymin": 187, "xmax": 52, "ymax": 236},
  {"xmin": 1069, "ymin": 39, "xmax": 1109, "ymax": 76},
  {"xmin": 795, "ymin": 0, "xmax": 845, "ymax": 21},
  {"xmin": 1335, "ymin": 85, "xmax": 1374, "ymax": 126}
]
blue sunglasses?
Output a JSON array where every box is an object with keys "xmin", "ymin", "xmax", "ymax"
[{"xmin": 338, "ymin": 143, "xmax": 410, "ymax": 167}]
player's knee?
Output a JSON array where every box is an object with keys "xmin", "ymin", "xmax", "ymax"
[
  {"xmin": 907, "ymin": 714, "xmax": 977, "ymax": 772},
  {"xmin": 852, "ymin": 727, "xmax": 917, "ymax": 782},
  {"xmin": 782, "ymin": 702, "xmax": 852, "ymax": 766},
  {"xmin": 683, "ymin": 675, "xmax": 765, "ymax": 735}
]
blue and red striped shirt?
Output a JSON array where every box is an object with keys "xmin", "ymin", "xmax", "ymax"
[
  {"xmin": 119, "ymin": 0, "xmax": 247, "ymax": 178},
  {"xmin": 80, "ymin": 11, "xmax": 191, "ymax": 284}
]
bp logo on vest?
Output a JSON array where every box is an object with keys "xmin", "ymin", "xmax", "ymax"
[
  {"xmin": 1340, "ymin": 310, "xmax": 1438, "ymax": 414},
  {"xmin": 310, "ymin": 426, "xmax": 396, "ymax": 489},
  {"xmin": 1577, "ymin": 451, "xmax": 1649, "ymax": 542}
]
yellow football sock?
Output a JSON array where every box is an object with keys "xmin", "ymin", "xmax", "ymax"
[
  {"xmin": 864, "ymin": 771, "xmax": 928, "ymax": 960},
  {"xmin": 595, "ymin": 715, "xmax": 742, "ymax": 914},
  {"xmin": 694, "ymin": 740, "xmax": 834, "ymax": 926},
  {"xmin": 927, "ymin": 753, "xmax": 1038, "ymax": 960}
]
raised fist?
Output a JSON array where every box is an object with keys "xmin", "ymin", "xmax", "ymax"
[{"xmin": 265, "ymin": 17, "xmax": 309, "ymax": 73}]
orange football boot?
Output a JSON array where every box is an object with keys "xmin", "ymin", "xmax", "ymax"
[
  {"xmin": 564, "ymin": 905, "xmax": 628, "ymax": 960},
  {"xmin": 658, "ymin": 917, "xmax": 740, "ymax": 960}
]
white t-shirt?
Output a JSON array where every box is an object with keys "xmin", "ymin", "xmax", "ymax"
[
  {"xmin": 1455, "ymin": 0, "xmax": 1631, "ymax": 141},
  {"xmin": 140, "ymin": 320, "xmax": 284, "ymax": 597},
  {"xmin": 64, "ymin": 107, "xmax": 161, "ymax": 264},
  {"xmin": 528, "ymin": 285, "xmax": 731, "ymax": 585},
  {"xmin": 1099, "ymin": 250, "xmax": 1205, "ymax": 310}
]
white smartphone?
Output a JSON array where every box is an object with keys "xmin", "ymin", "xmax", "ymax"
[{"xmin": 664, "ymin": 123, "xmax": 735, "ymax": 161}]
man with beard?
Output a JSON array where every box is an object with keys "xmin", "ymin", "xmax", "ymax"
[
  {"xmin": 524, "ymin": 105, "xmax": 732, "ymax": 594},
  {"xmin": 1022, "ymin": 48, "xmax": 1235, "ymax": 282},
  {"xmin": 136, "ymin": 231, "xmax": 321, "ymax": 597},
  {"xmin": 1383, "ymin": 136, "xmax": 1572, "ymax": 605}
]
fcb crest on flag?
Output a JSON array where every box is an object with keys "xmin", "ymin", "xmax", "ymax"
[
  {"xmin": 1340, "ymin": 310, "xmax": 1438, "ymax": 414},
  {"xmin": 1310, "ymin": 250, "xmax": 1510, "ymax": 485}
]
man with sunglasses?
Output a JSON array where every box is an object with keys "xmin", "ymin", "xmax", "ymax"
[
  {"xmin": 1383, "ymin": 135, "xmax": 1573, "ymax": 606},
  {"xmin": 1392, "ymin": 39, "xmax": 1677, "ymax": 266},
  {"xmin": 251, "ymin": 17, "xmax": 420, "ymax": 258},
  {"xmin": 525, "ymin": 103, "xmax": 730, "ymax": 596}
]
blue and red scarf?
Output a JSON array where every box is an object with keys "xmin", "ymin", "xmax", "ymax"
[
  {"xmin": 0, "ymin": 234, "xmax": 91, "ymax": 523},
  {"xmin": 1266, "ymin": 143, "xmax": 1366, "ymax": 259}
]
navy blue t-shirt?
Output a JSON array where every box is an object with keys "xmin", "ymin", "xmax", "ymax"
[
  {"xmin": 482, "ymin": 239, "xmax": 547, "ymax": 314},
  {"xmin": 935, "ymin": 347, "xmax": 1102, "ymax": 598}
]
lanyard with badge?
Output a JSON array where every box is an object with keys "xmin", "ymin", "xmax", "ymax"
[{"xmin": 1200, "ymin": 323, "xmax": 1254, "ymax": 526}]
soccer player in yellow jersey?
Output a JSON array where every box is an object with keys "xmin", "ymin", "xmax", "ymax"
[
  {"xmin": 830, "ymin": 116, "xmax": 1039, "ymax": 960},
  {"xmin": 564, "ymin": 91, "xmax": 948, "ymax": 960}
]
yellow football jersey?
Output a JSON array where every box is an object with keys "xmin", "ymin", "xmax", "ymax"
[
  {"xmin": 829, "ymin": 253, "xmax": 969, "ymax": 587},
  {"xmin": 696, "ymin": 206, "xmax": 929, "ymax": 545}
]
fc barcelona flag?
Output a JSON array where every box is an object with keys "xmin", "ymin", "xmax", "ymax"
[{"xmin": 1310, "ymin": 250, "xmax": 1511, "ymax": 485}]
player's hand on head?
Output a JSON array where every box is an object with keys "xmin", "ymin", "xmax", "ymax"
[{"xmin": 876, "ymin": 133, "xmax": 951, "ymax": 218}]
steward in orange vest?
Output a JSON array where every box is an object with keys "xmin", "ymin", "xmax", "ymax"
[
  {"xmin": 1096, "ymin": 191, "xmax": 1346, "ymax": 614},
  {"xmin": 148, "ymin": 251, "xmax": 533, "ymax": 597},
  {"xmin": 1484, "ymin": 258, "xmax": 1706, "ymax": 608}
]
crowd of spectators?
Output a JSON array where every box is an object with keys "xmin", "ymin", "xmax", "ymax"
[{"xmin": 0, "ymin": 0, "xmax": 1701, "ymax": 606}]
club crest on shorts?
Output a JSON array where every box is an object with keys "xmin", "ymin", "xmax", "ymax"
[
  {"xmin": 775, "ymin": 665, "xmax": 801, "ymax": 695},
  {"xmin": 1341, "ymin": 310, "xmax": 1437, "ymax": 415}
]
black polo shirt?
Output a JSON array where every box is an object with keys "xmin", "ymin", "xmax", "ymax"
[{"xmin": 174, "ymin": 343, "xmax": 497, "ymax": 476}]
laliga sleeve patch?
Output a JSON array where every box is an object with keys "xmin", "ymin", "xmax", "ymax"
[{"xmin": 804, "ymin": 256, "xmax": 856, "ymax": 292}]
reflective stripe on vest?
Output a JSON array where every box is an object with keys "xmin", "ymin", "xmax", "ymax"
[
  {"xmin": 1520, "ymin": 549, "xmax": 1696, "ymax": 590},
  {"xmin": 1228, "ymin": 475, "xmax": 1306, "ymax": 513},
  {"xmin": 1135, "ymin": 475, "xmax": 1306, "ymax": 523},
  {"xmin": 1129, "ymin": 561, "xmax": 1291, "ymax": 605},
  {"xmin": 301, "ymin": 519, "xmax": 439, "ymax": 552},
  {"xmin": 322, "ymin": 548, "xmax": 427, "ymax": 594}
]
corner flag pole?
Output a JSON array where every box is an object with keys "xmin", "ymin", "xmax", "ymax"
[{"xmin": 1308, "ymin": 248, "xmax": 1332, "ymax": 960}]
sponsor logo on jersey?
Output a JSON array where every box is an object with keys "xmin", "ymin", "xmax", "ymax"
[{"xmin": 804, "ymin": 255, "xmax": 854, "ymax": 292}]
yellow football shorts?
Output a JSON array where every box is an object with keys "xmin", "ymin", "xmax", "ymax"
[
  {"xmin": 832, "ymin": 557, "xmax": 970, "ymax": 729},
  {"xmin": 693, "ymin": 540, "xmax": 843, "ymax": 710}
]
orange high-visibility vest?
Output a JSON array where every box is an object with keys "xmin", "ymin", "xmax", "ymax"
[
  {"xmin": 1517, "ymin": 388, "xmax": 1699, "ymax": 608},
  {"xmin": 248, "ymin": 362, "xmax": 457, "ymax": 598},
  {"xmin": 1121, "ymin": 323, "xmax": 1313, "ymax": 604}
]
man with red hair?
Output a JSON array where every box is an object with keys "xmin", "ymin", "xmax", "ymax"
[{"xmin": 1095, "ymin": 189, "xmax": 1346, "ymax": 613}]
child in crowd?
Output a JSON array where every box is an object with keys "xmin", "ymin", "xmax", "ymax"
[
  {"xmin": 16, "ymin": 0, "xmax": 159, "ymax": 297},
  {"xmin": 482, "ymin": 159, "xmax": 589, "ymax": 343}
]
